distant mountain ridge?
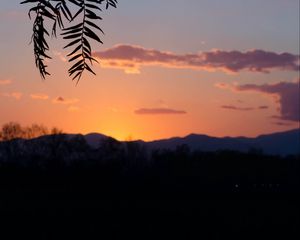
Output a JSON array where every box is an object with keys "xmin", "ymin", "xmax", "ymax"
[
  {"xmin": 0, "ymin": 129, "xmax": 299, "ymax": 157},
  {"xmin": 82, "ymin": 133, "xmax": 108, "ymax": 148},
  {"xmin": 82, "ymin": 129, "xmax": 299, "ymax": 156}
]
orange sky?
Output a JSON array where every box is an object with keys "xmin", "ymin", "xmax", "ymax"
[{"xmin": 0, "ymin": 0, "xmax": 299, "ymax": 141}]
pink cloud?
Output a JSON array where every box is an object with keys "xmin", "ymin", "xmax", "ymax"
[
  {"xmin": 0, "ymin": 80, "xmax": 12, "ymax": 85},
  {"xmin": 11, "ymin": 92, "xmax": 22, "ymax": 100},
  {"xmin": 2, "ymin": 92, "xmax": 22, "ymax": 100},
  {"xmin": 135, "ymin": 108, "xmax": 187, "ymax": 115},
  {"xmin": 53, "ymin": 51, "xmax": 67, "ymax": 62},
  {"xmin": 94, "ymin": 44, "xmax": 299, "ymax": 74},
  {"xmin": 30, "ymin": 93, "xmax": 49, "ymax": 100}
]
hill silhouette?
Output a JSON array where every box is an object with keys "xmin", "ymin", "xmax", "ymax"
[
  {"xmin": 69, "ymin": 128, "xmax": 299, "ymax": 156},
  {"xmin": 146, "ymin": 129, "xmax": 300, "ymax": 156},
  {"xmin": 0, "ymin": 128, "xmax": 299, "ymax": 239}
]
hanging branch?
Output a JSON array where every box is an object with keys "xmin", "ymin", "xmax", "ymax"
[{"xmin": 21, "ymin": 0, "xmax": 118, "ymax": 82}]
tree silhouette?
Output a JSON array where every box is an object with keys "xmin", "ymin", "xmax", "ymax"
[
  {"xmin": 21, "ymin": 0, "xmax": 117, "ymax": 83},
  {"xmin": 0, "ymin": 122, "xmax": 63, "ymax": 141},
  {"xmin": 0, "ymin": 122, "xmax": 24, "ymax": 141}
]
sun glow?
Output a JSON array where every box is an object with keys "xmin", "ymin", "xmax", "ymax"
[{"xmin": 92, "ymin": 117, "xmax": 135, "ymax": 141}]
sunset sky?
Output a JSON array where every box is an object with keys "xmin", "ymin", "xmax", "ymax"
[{"xmin": 0, "ymin": 0, "xmax": 299, "ymax": 141}]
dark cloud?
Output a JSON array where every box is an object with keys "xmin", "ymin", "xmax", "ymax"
[
  {"xmin": 272, "ymin": 121, "xmax": 295, "ymax": 126},
  {"xmin": 53, "ymin": 96, "xmax": 79, "ymax": 105},
  {"xmin": 221, "ymin": 104, "xmax": 270, "ymax": 111},
  {"xmin": 258, "ymin": 105, "xmax": 269, "ymax": 110},
  {"xmin": 94, "ymin": 44, "xmax": 299, "ymax": 74},
  {"xmin": 56, "ymin": 96, "xmax": 64, "ymax": 102},
  {"xmin": 234, "ymin": 80, "xmax": 300, "ymax": 122},
  {"xmin": 203, "ymin": 49, "xmax": 299, "ymax": 73},
  {"xmin": 135, "ymin": 108, "xmax": 187, "ymax": 115},
  {"xmin": 221, "ymin": 105, "xmax": 254, "ymax": 111}
]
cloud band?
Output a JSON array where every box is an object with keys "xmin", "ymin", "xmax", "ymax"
[{"xmin": 94, "ymin": 44, "xmax": 299, "ymax": 74}]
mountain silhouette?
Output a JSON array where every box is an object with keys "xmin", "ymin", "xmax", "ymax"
[
  {"xmin": 0, "ymin": 129, "xmax": 298, "ymax": 157},
  {"xmin": 82, "ymin": 129, "xmax": 299, "ymax": 156},
  {"xmin": 81, "ymin": 132, "xmax": 108, "ymax": 148}
]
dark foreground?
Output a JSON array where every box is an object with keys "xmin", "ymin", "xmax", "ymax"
[{"xmin": 0, "ymin": 145, "xmax": 299, "ymax": 239}]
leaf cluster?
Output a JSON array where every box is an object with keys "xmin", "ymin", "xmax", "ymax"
[{"xmin": 21, "ymin": 0, "xmax": 117, "ymax": 83}]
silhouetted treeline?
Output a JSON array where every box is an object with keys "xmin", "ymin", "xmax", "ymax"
[
  {"xmin": 0, "ymin": 135, "xmax": 299, "ymax": 239},
  {"xmin": 0, "ymin": 134, "xmax": 299, "ymax": 190},
  {"xmin": 0, "ymin": 121, "xmax": 62, "ymax": 141}
]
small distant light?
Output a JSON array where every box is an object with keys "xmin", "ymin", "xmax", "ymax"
[{"xmin": 235, "ymin": 184, "xmax": 239, "ymax": 188}]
